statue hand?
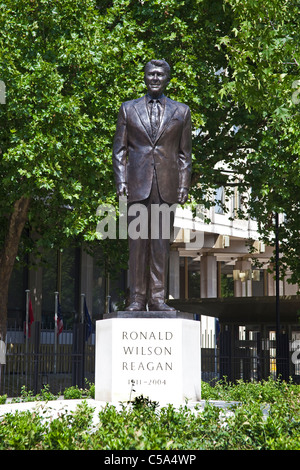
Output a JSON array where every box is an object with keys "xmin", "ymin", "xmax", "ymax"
[
  {"xmin": 117, "ymin": 182, "xmax": 128, "ymax": 197},
  {"xmin": 177, "ymin": 187, "xmax": 188, "ymax": 205}
]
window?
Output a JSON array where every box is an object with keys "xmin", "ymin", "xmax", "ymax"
[
  {"xmin": 233, "ymin": 186, "xmax": 242, "ymax": 216},
  {"xmin": 215, "ymin": 186, "xmax": 225, "ymax": 214}
]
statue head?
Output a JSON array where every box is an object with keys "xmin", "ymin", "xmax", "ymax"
[{"xmin": 144, "ymin": 59, "xmax": 171, "ymax": 98}]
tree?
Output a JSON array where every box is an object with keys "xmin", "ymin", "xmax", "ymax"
[
  {"xmin": 0, "ymin": 0, "xmax": 241, "ymax": 337},
  {"xmin": 217, "ymin": 0, "xmax": 300, "ymax": 284},
  {"xmin": 1, "ymin": 0, "xmax": 299, "ymax": 340},
  {"xmin": 0, "ymin": 0, "xmax": 121, "ymax": 338}
]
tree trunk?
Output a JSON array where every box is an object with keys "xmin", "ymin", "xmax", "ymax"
[{"xmin": 0, "ymin": 196, "xmax": 30, "ymax": 340}]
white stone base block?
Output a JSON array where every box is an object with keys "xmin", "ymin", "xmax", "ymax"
[{"xmin": 95, "ymin": 318, "xmax": 201, "ymax": 404}]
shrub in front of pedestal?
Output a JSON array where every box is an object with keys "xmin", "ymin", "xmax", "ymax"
[{"xmin": 0, "ymin": 379, "xmax": 300, "ymax": 450}]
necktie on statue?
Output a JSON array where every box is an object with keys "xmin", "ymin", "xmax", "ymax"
[{"xmin": 150, "ymin": 99, "xmax": 161, "ymax": 138}]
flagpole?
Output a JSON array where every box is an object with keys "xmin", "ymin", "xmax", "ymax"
[
  {"xmin": 25, "ymin": 290, "xmax": 30, "ymax": 353},
  {"xmin": 25, "ymin": 289, "xmax": 30, "ymax": 383},
  {"xmin": 81, "ymin": 293, "xmax": 85, "ymax": 324},
  {"xmin": 54, "ymin": 291, "xmax": 58, "ymax": 374}
]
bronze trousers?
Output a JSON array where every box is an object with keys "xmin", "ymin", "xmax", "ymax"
[{"xmin": 127, "ymin": 171, "xmax": 174, "ymax": 306}]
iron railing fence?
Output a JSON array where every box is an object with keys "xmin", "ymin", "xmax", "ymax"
[
  {"xmin": 1, "ymin": 322, "xmax": 94, "ymax": 397},
  {"xmin": 1, "ymin": 323, "xmax": 299, "ymax": 398}
]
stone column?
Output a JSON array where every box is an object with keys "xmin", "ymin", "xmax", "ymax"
[{"xmin": 200, "ymin": 254, "xmax": 217, "ymax": 298}]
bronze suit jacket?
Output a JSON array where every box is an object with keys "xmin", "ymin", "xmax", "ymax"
[{"xmin": 113, "ymin": 95, "xmax": 192, "ymax": 204}]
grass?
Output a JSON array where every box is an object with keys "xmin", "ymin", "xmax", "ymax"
[{"xmin": 0, "ymin": 377, "xmax": 299, "ymax": 450}]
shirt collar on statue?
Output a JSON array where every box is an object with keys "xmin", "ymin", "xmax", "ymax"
[{"xmin": 146, "ymin": 93, "xmax": 165, "ymax": 105}]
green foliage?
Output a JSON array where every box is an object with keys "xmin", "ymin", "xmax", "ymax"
[
  {"xmin": 63, "ymin": 385, "xmax": 87, "ymax": 400},
  {"xmin": 0, "ymin": 0, "xmax": 299, "ymax": 311},
  {"xmin": 218, "ymin": 0, "xmax": 300, "ymax": 284},
  {"xmin": 0, "ymin": 0, "xmax": 129, "ymax": 282},
  {"xmin": 0, "ymin": 394, "xmax": 7, "ymax": 404},
  {"xmin": 129, "ymin": 394, "xmax": 159, "ymax": 411},
  {"xmin": 42, "ymin": 401, "xmax": 95, "ymax": 450},
  {"xmin": 63, "ymin": 382, "xmax": 95, "ymax": 399},
  {"xmin": 11, "ymin": 384, "xmax": 57, "ymax": 403},
  {"xmin": 0, "ymin": 0, "xmax": 243, "ymax": 256},
  {"xmin": 12, "ymin": 385, "xmax": 35, "ymax": 403},
  {"xmin": 201, "ymin": 375, "xmax": 298, "ymax": 403},
  {"xmin": 0, "ymin": 410, "xmax": 45, "ymax": 450},
  {"xmin": 0, "ymin": 378, "xmax": 300, "ymax": 449}
]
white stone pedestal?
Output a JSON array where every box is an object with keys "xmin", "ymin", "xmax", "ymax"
[{"xmin": 95, "ymin": 313, "xmax": 201, "ymax": 405}]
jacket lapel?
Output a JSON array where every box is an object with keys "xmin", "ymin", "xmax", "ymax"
[
  {"xmin": 133, "ymin": 97, "xmax": 152, "ymax": 141},
  {"xmin": 133, "ymin": 96, "xmax": 178, "ymax": 144},
  {"xmin": 155, "ymin": 97, "xmax": 177, "ymax": 143}
]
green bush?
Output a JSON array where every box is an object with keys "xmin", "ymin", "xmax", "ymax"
[
  {"xmin": 202, "ymin": 376, "xmax": 298, "ymax": 404},
  {"xmin": 63, "ymin": 382, "xmax": 95, "ymax": 400},
  {"xmin": 0, "ymin": 379, "xmax": 300, "ymax": 450},
  {"xmin": 0, "ymin": 410, "xmax": 45, "ymax": 450},
  {"xmin": 0, "ymin": 394, "xmax": 7, "ymax": 404}
]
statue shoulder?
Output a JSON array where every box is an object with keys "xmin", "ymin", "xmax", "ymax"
[
  {"xmin": 166, "ymin": 97, "xmax": 190, "ymax": 113},
  {"xmin": 121, "ymin": 96, "xmax": 144, "ymax": 109}
]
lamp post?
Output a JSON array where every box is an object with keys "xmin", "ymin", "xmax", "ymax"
[
  {"xmin": 274, "ymin": 212, "xmax": 287, "ymax": 379},
  {"xmin": 275, "ymin": 212, "xmax": 280, "ymax": 348}
]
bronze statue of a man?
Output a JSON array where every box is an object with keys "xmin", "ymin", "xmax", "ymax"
[{"xmin": 113, "ymin": 59, "xmax": 192, "ymax": 311}]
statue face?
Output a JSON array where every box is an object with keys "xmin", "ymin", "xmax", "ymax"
[{"xmin": 144, "ymin": 65, "xmax": 170, "ymax": 98}]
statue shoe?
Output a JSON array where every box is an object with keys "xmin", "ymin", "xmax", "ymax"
[
  {"xmin": 148, "ymin": 301, "xmax": 176, "ymax": 312},
  {"xmin": 125, "ymin": 301, "xmax": 146, "ymax": 311}
]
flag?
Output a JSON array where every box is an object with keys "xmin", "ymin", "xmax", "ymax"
[
  {"xmin": 24, "ymin": 297, "xmax": 34, "ymax": 338},
  {"xmin": 84, "ymin": 297, "xmax": 94, "ymax": 341},
  {"xmin": 56, "ymin": 294, "xmax": 63, "ymax": 336}
]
